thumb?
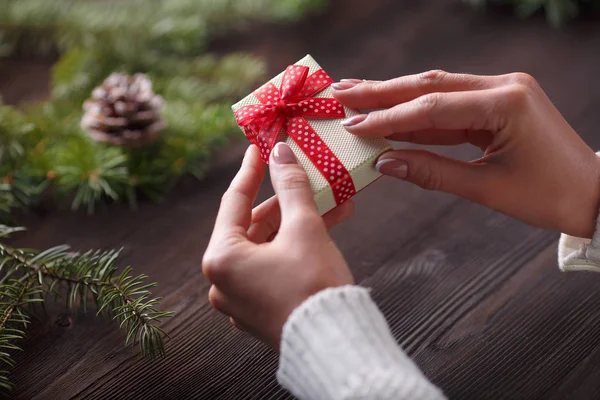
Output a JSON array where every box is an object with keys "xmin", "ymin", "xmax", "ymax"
[
  {"xmin": 269, "ymin": 142, "xmax": 320, "ymax": 227},
  {"xmin": 375, "ymin": 149, "xmax": 493, "ymax": 202}
]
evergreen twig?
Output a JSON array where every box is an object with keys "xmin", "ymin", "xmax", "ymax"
[
  {"xmin": 0, "ymin": 225, "xmax": 173, "ymax": 392},
  {"xmin": 0, "ymin": 0, "xmax": 324, "ymax": 220},
  {"xmin": 0, "ymin": 0, "xmax": 324, "ymax": 393}
]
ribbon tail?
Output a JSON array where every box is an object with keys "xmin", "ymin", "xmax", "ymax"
[{"xmin": 255, "ymin": 115, "xmax": 286, "ymax": 162}]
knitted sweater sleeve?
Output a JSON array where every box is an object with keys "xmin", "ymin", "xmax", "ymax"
[
  {"xmin": 277, "ymin": 285, "xmax": 446, "ymax": 400},
  {"xmin": 558, "ymin": 214, "xmax": 600, "ymax": 272},
  {"xmin": 558, "ymin": 152, "xmax": 600, "ymax": 272},
  {"xmin": 276, "ymin": 152, "xmax": 599, "ymax": 399}
]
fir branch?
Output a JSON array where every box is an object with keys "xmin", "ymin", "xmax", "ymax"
[
  {"xmin": 0, "ymin": 105, "xmax": 34, "ymax": 172},
  {"xmin": 0, "ymin": 184, "xmax": 16, "ymax": 223},
  {"xmin": 0, "ymin": 225, "xmax": 173, "ymax": 392},
  {"xmin": 1, "ymin": 0, "xmax": 326, "ymax": 57},
  {"xmin": 0, "ymin": 0, "xmax": 322, "ymax": 393},
  {"xmin": 0, "ymin": 278, "xmax": 38, "ymax": 392},
  {"xmin": 0, "ymin": 0, "xmax": 323, "ymax": 216},
  {"xmin": 0, "ymin": 178, "xmax": 45, "ymax": 224},
  {"xmin": 54, "ymin": 139, "xmax": 129, "ymax": 213}
]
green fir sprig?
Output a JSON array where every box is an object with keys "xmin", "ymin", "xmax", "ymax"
[
  {"xmin": 0, "ymin": 1, "xmax": 325, "ymax": 393},
  {"xmin": 0, "ymin": 224, "xmax": 173, "ymax": 392},
  {"xmin": 0, "ymin": 0, "xmax": 325, "ymax": 219}
]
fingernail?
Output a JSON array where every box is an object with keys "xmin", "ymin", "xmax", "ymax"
[
  {"xmin": 376, "ymin": 159, "xmax": 408, "ymax": 179},
  {"xmin": 331, "ymin": 81, "xmax": 359, "ymax": 90},
  {"xmin": 341, "ymin": 79, "xmax": 364, "ymax": 84},
  {"xmin": 342, "ymin": 114, "xmax": 368, "ymax": 127},
  {"xmin": 272, "ymin": 142, "xmax": 297, "ymax": 165}
]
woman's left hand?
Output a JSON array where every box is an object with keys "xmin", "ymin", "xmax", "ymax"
[{"xmin": 202, "ymin": 143, "xmax": 354, "ymax": 348}]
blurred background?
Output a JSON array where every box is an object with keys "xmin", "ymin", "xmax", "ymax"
[{"xmin": 2, "ymin": 0, "xmax": 600, "ymax": 399}]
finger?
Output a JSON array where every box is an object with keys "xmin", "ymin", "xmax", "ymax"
[
  {"xmin": 248, "ymin": 196, "xmax": 355, "ymax": 243},
  {"xmin": 323, "ymin": 200, "xmax": 355, "ymax": 229},
  {"xmin": 343, "ymin": 87, "xmax": 510, "ymax": 139},
  {"xmin": 211, "ymin": 145, "xmax": 266, "ymax": 244},
  {"xmin": 248, "ymin": 196, "xmax": 280, "ymax": 243},
  {"xmin": 208, "ymin": 285, "xmax": 233, "ymax": 315},
  {"xmin": 268, "ymin": 142, "xmax": 322, "ymax": 231},
  {"xmin": 375, "ymin": 149, "xmax": 500, "ymax": 204},
  {"xmin": 209, "ymin": 289, "xmax": 253, "ymax": 335},
  {"xmin": 385, "ymin": 129, "xmax": 494, "ymax": 150},
  {"xmin": 230, "ymin": 317, "xmax": 251, "ymax": 332},
  {"xmin": 332, "ymin": 70, "xmax": 502, "ymax": 109},
  {"xmin": 229, "ymin": 317, "xmax": 264, "ymax": 345}
]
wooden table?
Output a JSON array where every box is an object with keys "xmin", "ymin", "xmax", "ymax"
[{"xmin": 4, "ymin": 1, "xmax": 600, "ymax": 398}]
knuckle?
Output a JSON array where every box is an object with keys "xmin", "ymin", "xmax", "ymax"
[
  {"xmin": 202, "ymin": 251, "xmax": 230, "ymax": 282},
  {"xmin": 366, "ymin": 109, "xmax": 394, "ymax": 135},
  {"xmin": 401, "ymin": 93, "xmax": 443, "ymax": 131},
  {"xmin": 417, "ymin": 92, "xmax": 441, "ymax": 114},
  {"xmin": 418, "ymin": 69, "xmax": 447, "ymax": 86},
  {"xmin": 411, "ymin": 156, "xmax": 443, "ymax": 191},
  {"xmin": 509, "ymin": 72, "xmax": 539, "ymax": 91},
  {"xmin": 367, "ymin": 109, "xmax": 385, "ymax": 124},
  {"xmin": 369, "ymin": 80, "xmax": 390, "ymax": 96},
  {"xmin": 278, "ymin": 168, "xmax": 310, "ymax": 192},
  {"xmin": 207, "ymin": 286, "xmax": 224, "ymax": 312},
  {"xmin": 502, "ymin": 83, "xmax": 533, "ymax": 108},
  {"xmin": 369, "ymin": 80, "xmax": 402, "ymax": 109}
]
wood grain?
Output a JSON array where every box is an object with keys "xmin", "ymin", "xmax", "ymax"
[{"xmin": 2, "ymin": 0, "xmax": 600, "ymax": 399}]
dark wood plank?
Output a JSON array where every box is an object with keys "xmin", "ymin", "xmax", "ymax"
[{"xmin": 3, "ymin": 0, "xmax": 600, "ymax": 399}]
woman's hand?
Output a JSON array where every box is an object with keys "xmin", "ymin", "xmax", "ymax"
[
  {"xmin": 248, "ymin": 191, "xmax": 353, "ymax": 244},
  {"xmin": 202, "ymin": 144, "xmax": 354, "ymax": 349},
  {"xmin": 332, "ymin": 71, "xmax": 600, "ymax": 238}
]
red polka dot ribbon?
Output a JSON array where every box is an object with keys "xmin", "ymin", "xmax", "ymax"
[{"xmin": 235, "ymin": 64, "xmax": 356, "ymax": 205}]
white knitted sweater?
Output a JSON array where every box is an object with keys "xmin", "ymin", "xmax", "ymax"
[{"xmin": 276, "ymin": 216, "xmax": 600, "ymax": 400}]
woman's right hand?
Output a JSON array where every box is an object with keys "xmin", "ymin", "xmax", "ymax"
[{"xmin": 332, "ymin": 71, "xmax": 600, "ymax": 238}]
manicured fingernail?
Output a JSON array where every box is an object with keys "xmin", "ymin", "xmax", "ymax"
[
  {"xmin": 272, "ymin": 142, "xmax": 297, "ymax": 164},
  {"xmin": 331, "ymin": 81, "xmax": 358, "ymax": 90},
  {"xmin": 340, "ymin": 79, "xmax": 364, "ymax": 84},
  {"xmin": 342, "ymin": 114, "xmax": 368, "ymax": 127},
  {"xmin": 376, "ymin": 159, "xmax": 408, "ymax": 179}
]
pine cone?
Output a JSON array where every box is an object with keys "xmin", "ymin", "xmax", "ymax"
[{"xmin": 81, "ymin": 73, "xmax": 167, "ymax": 147}]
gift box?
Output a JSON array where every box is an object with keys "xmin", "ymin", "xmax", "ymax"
[{"xmin": 232, "ymin": 54, "xmax": 391, "ymax": 215}]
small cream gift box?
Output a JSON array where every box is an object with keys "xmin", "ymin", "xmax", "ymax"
[{"xmin": 232, "ymin": 54, "xmax": 390, "ymax": 215}]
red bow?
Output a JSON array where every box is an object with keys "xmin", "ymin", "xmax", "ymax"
[
  {"xmin": 235, "ymin": 64, "xmax": 356, "ymax": 205},
  {"xmin": 235, "ymin": 64, "xmax": 346, "ymax": 162}
]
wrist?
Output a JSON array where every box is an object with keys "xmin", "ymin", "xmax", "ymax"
[
  {"xmin": 582, "ymin": 154, "xmax": 600, "ymax": 238},
  {"xmin": 561, "ymin": 153, "xmax": 600, "ymax": 239},
  {"xmin": 277, "ymin": 285, "xmax": 446, "ymax": 400},
  {"xmin": 271, "ymin": 282, "xmax": 352, "ymax": 350}
]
